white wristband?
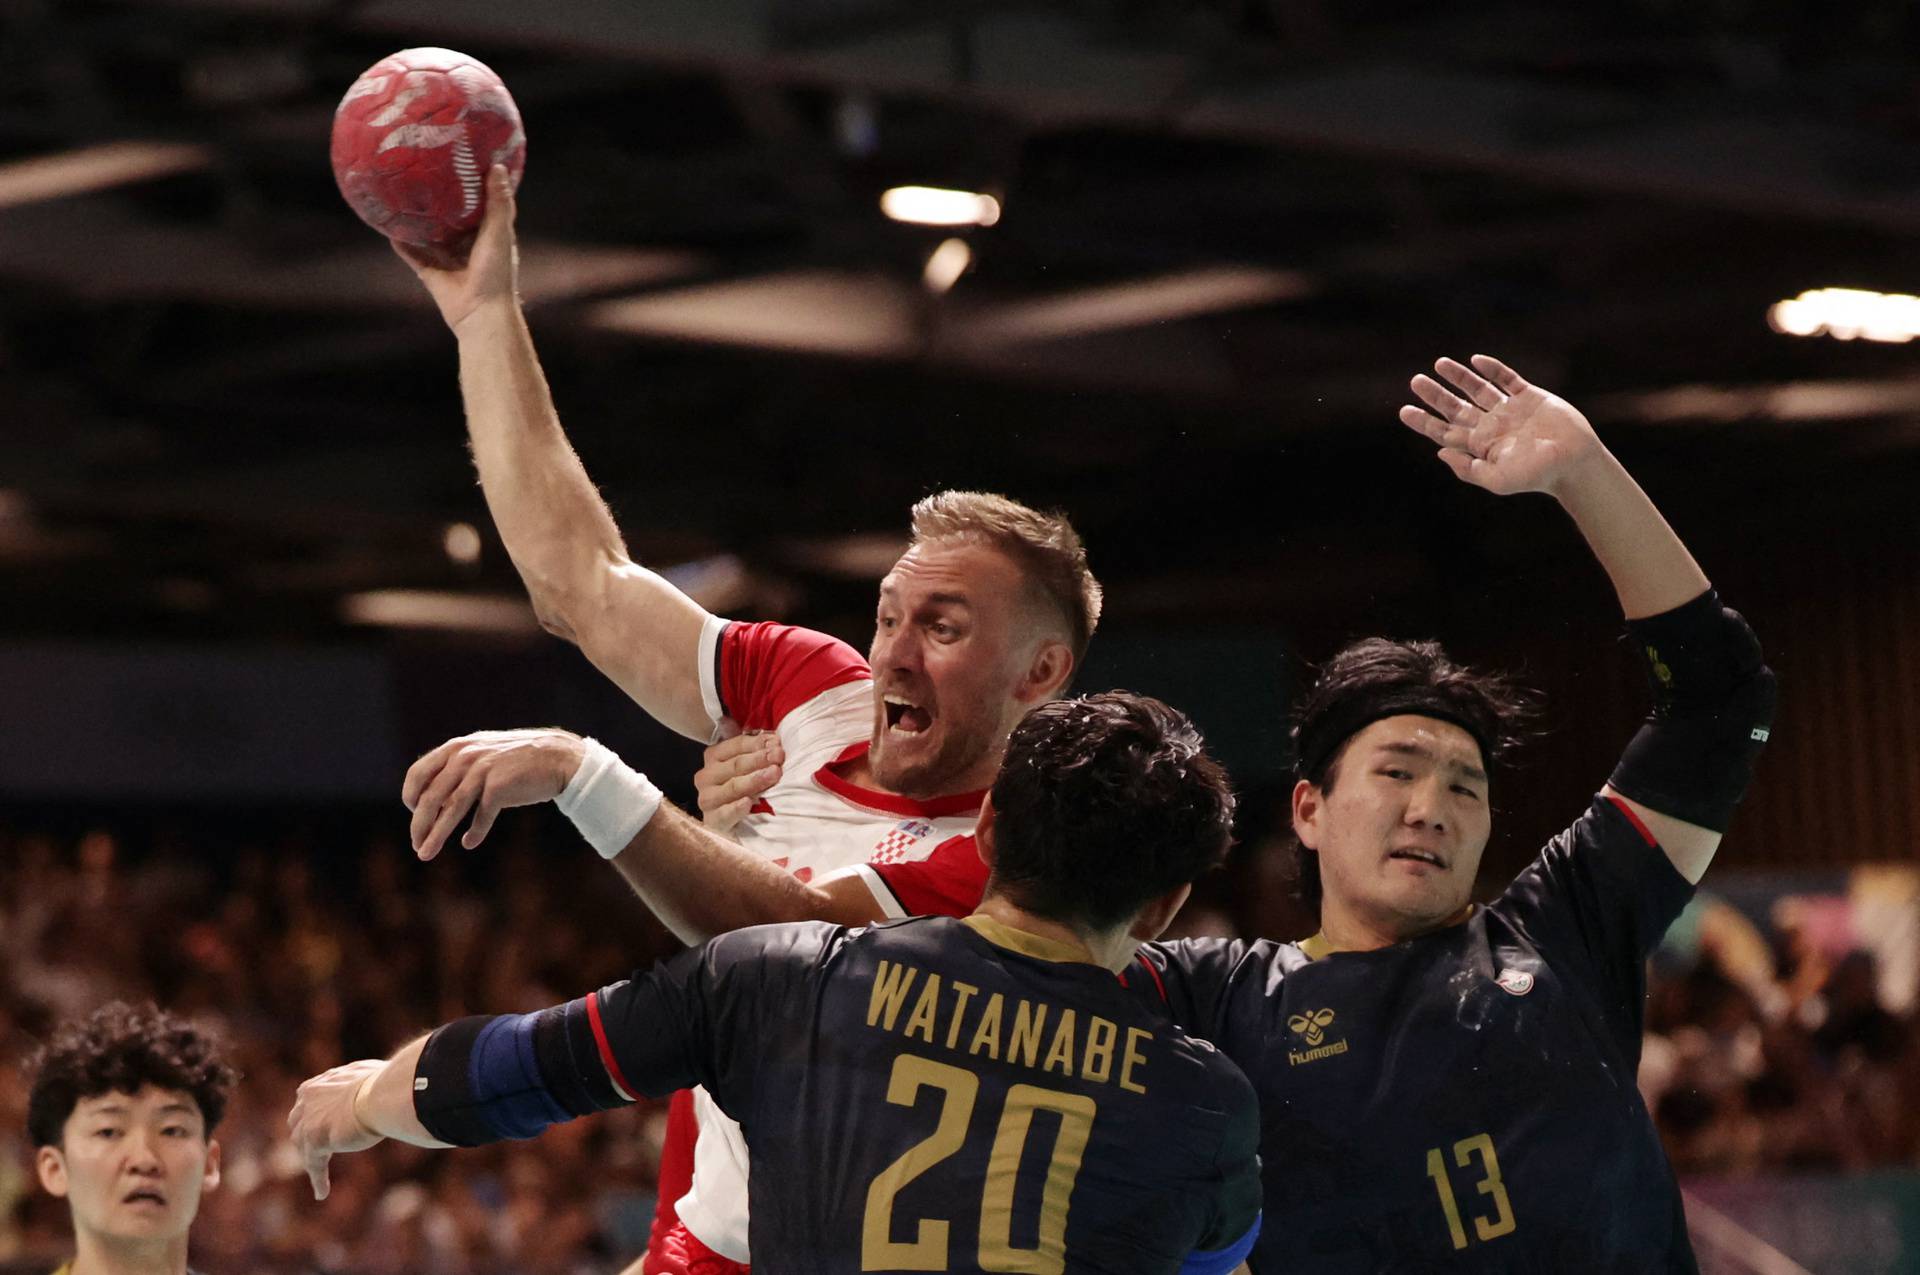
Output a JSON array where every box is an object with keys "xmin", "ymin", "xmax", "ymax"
[{"xmin": 554, "ymin": 738, "xmax": 663, "ymax": 859}]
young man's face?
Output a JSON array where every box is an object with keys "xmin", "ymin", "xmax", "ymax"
[
  {"xmin": 867, "ymin": 538, "xmax": 1062, "ymax": 798},
  {"xmin": 1294, "ymin": 715, "xmax": 1492, "ymax": 940},
  {"xmin": 37, "ymin": 1085, "xmax": 220, "ymax": 1250}
]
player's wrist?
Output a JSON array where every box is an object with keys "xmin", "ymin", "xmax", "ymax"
[
  {"xmin": 555, "ymin": 737, "xmax": 663, "ymax": 859},
  {"xmin": 450, "ymin": 294, "xmax": 520, "ymax": 341},
  {"xmin": 350, "ymin": 1067, "xmax": 383, "ymax": 1140},
  {"xmin": 1543, "ymin": 441, "xmax": 1620, "ymax": 504}
]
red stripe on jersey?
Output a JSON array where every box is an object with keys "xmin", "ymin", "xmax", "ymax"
[
  {"xmin": 719, "ymin": 621, "xmax": 871, "ymax": 731},
  {"xmin": 1136, "ymin": 955, "xmax": 1169, "ymax": 1004},
  {"xmin": 748, "ymin": 798, "xmax": 774, "ymax": 816},
  {"xmin": 584, "ymin": 991, "xmax": 638, "ymax": 1102},
  {"xmin": 816, "ymin": 743, "xmax": 987, "ymax": 819},
  {"xmin": 873, "ymin": 834, "xmax": 988, "ymax": 918},
  {"xmin": 1605, "ymin": 793, "xmax": 1659, "ymax": 847}
]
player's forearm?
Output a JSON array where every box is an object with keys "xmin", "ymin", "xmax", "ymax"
[
  {"xmin": 453, "ymin": 300, "xmax": 632, "ymax": 632},
  {"xmin": 613, "ymin": 802, "xmax": 846, "ymax": 944},
  {"xmin": 353, "ymin": 1037, "xmax": 452, "ymax": 1148},
  {"xmin": 1550, "ymin": 447, "xmax": 1709, "ymax": 620}
]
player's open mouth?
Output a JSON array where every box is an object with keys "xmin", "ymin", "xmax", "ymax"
[
  {"xmin": 122, "ymin": 1188, "xmax": 167, "ymax": 1207},
  {"xmin": 1388, "ymin": 848, "xmax": 1446, "ymax": 869},
  {"xmin": 884, "ymin": 694, "xmax": 932, "ymax": 735}
]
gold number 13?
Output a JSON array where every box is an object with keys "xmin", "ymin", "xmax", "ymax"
[
  {"xmin": 862, "ymin": 1054, "xmax": 1096, "ymax": 1273},
  {"xmin": 1424, "ymin": 1132, "xmax": 1517, "ymax": 1250}
]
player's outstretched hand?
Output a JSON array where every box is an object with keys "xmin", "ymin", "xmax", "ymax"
[
  {"xmin": 402, "ymin": 728, "xmax": 586, "ymax": 860},
  {"xmin": 288, "ymin": 1059, "xmax": 387, "ymax": 1201},
  {"xmin": 392, "ymin": 164, "xmax": 519, "ymax": 333},
  {"xmin": 1399, "ymin": 355, "xmax": 1602, "ymax": 497},
  {"xmin": 693, "ymin": 727, "xmax": 784, "ymax": 833}
]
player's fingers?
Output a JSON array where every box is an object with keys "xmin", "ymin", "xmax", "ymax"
[
  {"xmin": 462, "ymin": 789, "xmax": 502, "ymax": 850},
  {"xmin": 704, "ymin": 795, "xmax": 754, "ymax": 831},
  {"xmin": 401, "ymin": 741, "xmax": 459, "ymax": 812},
  {"xmin": 1436, "ymin": 447, "xmax": 1476, "ymax": 482},
  {"xmin": 1434, "ymin": 357, "xmax": 1504, "ymax": 411},
  {"xmin": 1469, "ymin": 354, "xmax": 1529, "ymax": 396},
  {"xmin": 484, "ymin": 165, "xmax": 516, "ymax": 229},
  {"xmin": 419, "ymin": 776, "xmax": 481, "ymax": 862},
  {"xmin": 704, "ymin": 764, "xmax": 781, "ymax": 815},
  {"xmin": 1397, "ymin": 404, "xmax": 1447, "ymax": 444},
  {"xmin": 720, "ymin": 737, "xmax": 783, "ymax": 782},
  {"xmin": 410, "ymin": 752, "xmax": 473, "ymax": 853},
  {"xmin": 1410, "ymin": 373, "xmax": 1472, "ymax": 423},
  {"xmin": 306, "ymin": 1150, "xmax": 331, "ymax": 1201}
]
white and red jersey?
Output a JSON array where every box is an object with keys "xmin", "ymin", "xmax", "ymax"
[
  {"xmin": 655, "ymin": 616, "xmax": 989, "ymax": 1267},
  {"xmin": 694, "ymin": 616, "xmax": 984, "ymax": 881}
]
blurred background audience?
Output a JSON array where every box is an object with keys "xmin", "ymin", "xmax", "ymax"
[{"xmin": 3, "ymin": 807, "xmax": 1915, "ymax": 1271}]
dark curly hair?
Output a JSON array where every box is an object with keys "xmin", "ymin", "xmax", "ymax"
[
  {"xmin": 27, "ymin": 1001, "xmax": 237, "ymax": 1147},
  {"xmin": 1287, "ymin": 638, "xmax": 1537, "ymax": 913},
  {"xmin": 987, "ymin": 690, "xmax": 1235, "ymax": 931}
]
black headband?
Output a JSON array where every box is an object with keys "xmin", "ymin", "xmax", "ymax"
[{"xmin": 1294, "ymin": 690, "xmax": 1494, "ymax": 782}]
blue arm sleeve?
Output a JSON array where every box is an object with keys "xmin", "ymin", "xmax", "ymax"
[
  {"xmin": 415, "ymin": 1000, "xmax": 630, "ymax": 1147},
  {"xmin": 1182, "ymin": 1214, "xmax": 1260, "ymax": 1275}
]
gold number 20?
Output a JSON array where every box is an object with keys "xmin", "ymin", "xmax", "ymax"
[
  {"xmin": 862, "ymin": 1054, "xmax": 1097, "ymax": 1273},
  {"xmin": 1424, "ymin": 1132, "xmax": 1518, "ymax": 1251}
]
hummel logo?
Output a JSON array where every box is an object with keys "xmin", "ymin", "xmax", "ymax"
[
  {"xmin": 1287, "ymin": 1008, "xmax": 1337, "ymax": 1046},
  {"xmin": 1285, "ymin": 1008, "xmax": 1349, "ymax": 1065}
]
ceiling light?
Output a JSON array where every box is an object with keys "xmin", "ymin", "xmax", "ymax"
[
  {"xmin": 0, "ymin": 141, "xmax": 211, "ymax": 209},
  {"xmin": 442, "ymin": 521, "xmax": 482, "ymax": 567},
  {"xmin": 1769, "ymin": 288, "xmax": 1920, "ymax": 343},
  {"xmin": 881, "ymin": 185, "xmax": 1001, "ymax": 228},
  {"xmin": 922, "ymin": 239, "xmax": 972, "ymax": 294},
  {"xmin": 340, "ymin": 590, "xmax": 540, "ymax": 635}
]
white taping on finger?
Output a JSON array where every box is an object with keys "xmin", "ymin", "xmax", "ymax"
[{"xmin": 556, "ymin": 738, "xmax": 663, "ymax": 859}]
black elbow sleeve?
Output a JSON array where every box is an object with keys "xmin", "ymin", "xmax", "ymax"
[{"xmin": 1608, "ymin": 590, "xmax": 1777, "ymax": 832}]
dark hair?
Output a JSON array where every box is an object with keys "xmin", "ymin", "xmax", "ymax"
[
  {"xmin": 27, "ymin": 1002, "xmax": 237, "ymax": 1147},
  {"xmin": 910, "ymin": 491, "xmax": 1102, "ymax": 670},
  {"xmin": 986, "ymin": 690, "xmax": 1235, "ymax": 931},
  {"xmin": 1287, "ymin": 638, "xmax": 1536, "ymax": 912}
]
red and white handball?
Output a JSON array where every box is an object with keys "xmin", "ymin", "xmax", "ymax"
[{"xmin": 330, "ymin": 47, "xmax": 525, "ymax": 265}]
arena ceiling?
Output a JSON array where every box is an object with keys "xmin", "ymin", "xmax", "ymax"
[{"xmin": 7, "ymin": 0, "xmax": 1920, "ymax": 646}]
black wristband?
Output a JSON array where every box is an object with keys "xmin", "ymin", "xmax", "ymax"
[{"xmin": 414, "ymin": 1016, "xmax": 496, "ymax": 1148}]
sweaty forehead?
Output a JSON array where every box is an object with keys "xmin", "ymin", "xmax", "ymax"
[
  {"xmin": 1355, "ymin": 714, "xmax": 1487, "ymax": 773},
  {"xmin": 880, "ymin": 539, "xmax": 1022, "ymax": 602}
]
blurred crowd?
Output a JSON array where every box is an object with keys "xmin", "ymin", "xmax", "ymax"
[
  {"xmin": 0, "ymin": 814, "xmax": 681, "ymax": 1275},
  {"xmin": 3, "ymin": 815, "xmax": 1918, "ymax": 1272},
  {"xmin": 1642, "ymin": 894, "xmax": 1920, "ymax": 1176}
]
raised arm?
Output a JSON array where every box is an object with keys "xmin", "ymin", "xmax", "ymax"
[
  {"xmin": 1401, "ymin": 354, "xmax": 1708, "ymax": 617},
  {"xmin": 395, "ymin": 166, "xmax": 713, "ymax": 740},
  {"xmin": 1402, "ymin": 355, "xmax": 1774, "ymax": 882}
]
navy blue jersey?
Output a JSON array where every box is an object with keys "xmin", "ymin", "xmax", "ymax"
[
  {"xmin": 422, "ymin": 913, "xmax": 1261, "ymax": 1274},
  {"xmin": 1144, "ymin": 794, "xmax": 1696, "ymax": 1274}
]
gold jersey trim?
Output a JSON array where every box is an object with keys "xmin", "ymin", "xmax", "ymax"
[
  {"xmin": 1295, "ymin": 904, "xmax": 1478, "ymax": 960},
  {"xmin": 963, "ymin": 914, "xmax": 1103, "ymax": 966}
]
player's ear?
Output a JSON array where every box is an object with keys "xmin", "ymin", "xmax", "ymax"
[
  {"xmin": 202, "ymin": 1138, "xmax": 222, "ymax": 1194},
  {"xmin": 1016, "ymin": 638, "xmax": 1073, "ymax": 705},
  {"xmin": 1129, "ymin": 883, "xmax": 1192, "ymax": 942},
  {"xmin": 36, "ymin": 1145, "xmax": 69, "ymax": 1198},
  {"xmin": 1291, "ymin": 779, "xmax": 1322, "ymax": 850},
  {"xmin": 974, "ymin": 797, "xmax": 997, "ymax": 866}
]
